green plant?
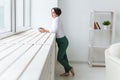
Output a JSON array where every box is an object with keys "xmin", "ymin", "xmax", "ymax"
[{"xmin": 102, "ymin": 20, "xmax": 111, "ymax": 26}]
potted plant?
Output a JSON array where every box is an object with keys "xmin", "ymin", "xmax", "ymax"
[{"xmin": 102, "ymin": 20, "xmax": 111, "ymax": 30}]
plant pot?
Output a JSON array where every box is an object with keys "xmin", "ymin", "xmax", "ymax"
[{"xmin": 103, "ymin": 25, "xmax": 110, "ymax": 30}]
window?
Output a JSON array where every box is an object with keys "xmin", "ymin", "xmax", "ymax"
[
  {"xmin": 0, "ymin": 0, "xmax": 32, "ymax": 38},
  {"xmin": 16, "ymin": 0, "xmax": 31, "ymax": 32},
  {"xmin": 16, "ymin": 0, "xmax": 24, "ymax": 28},
  {"xmin": 0, "ymin": 0, "xmax": 11, "ymax": 33},
  {"xmin": 24, "ymin": 0, "xmax": 31, "ymax": 27}
]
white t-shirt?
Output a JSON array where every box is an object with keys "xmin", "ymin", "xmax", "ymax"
[{"xmin": 49, "ymin": 17, "xmax": 65, "ymax": 38}]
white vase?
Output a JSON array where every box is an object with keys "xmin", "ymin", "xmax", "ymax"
[{"xmin": 103, "ymin": 25, "xmax": 110, "ymax": 30}]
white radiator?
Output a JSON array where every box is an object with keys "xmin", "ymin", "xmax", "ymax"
[{"xmin": 0, "ymin": 29, "xmax": 56, "ymax": 80}]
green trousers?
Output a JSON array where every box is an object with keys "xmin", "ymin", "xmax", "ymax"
[{"xmin": 56, "ymin": 36, "xmax": 72, "ymax": 73}]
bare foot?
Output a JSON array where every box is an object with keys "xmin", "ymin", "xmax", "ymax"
[
  {"xmin": 70, "ymin": 67, "xmax": 75, "ymax": 76},
  {"xmin": 60, "ymin": 73, "xmax": 70, "ymax": 76}
]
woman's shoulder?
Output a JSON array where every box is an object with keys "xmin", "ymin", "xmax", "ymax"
[
  {"xmin": 53, "ymin": 17, "xmax": 60, "ymax": 22},
  {"xmin": 55, "ymin": 17, "xmax": 61, "ymax": 20}
]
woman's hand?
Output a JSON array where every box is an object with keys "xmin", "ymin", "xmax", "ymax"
[
  {"xmin": 39, "ymin": 28, "xmax": 45, "ymax": 32},
  {"xmin": 39, "ymin": 28, "xmax": 49, "ymax": 33}
]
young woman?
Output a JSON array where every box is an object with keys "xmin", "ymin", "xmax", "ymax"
[{"xmin": 39, "ymin": 7, "xmax": 75, "ymax": 76}]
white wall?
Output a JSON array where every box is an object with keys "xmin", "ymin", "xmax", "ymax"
[
  {"xmin": 31, "ymin": 0, "xmax": 120, "ymax": 62},
  {"xmin": 58, "ymin": 0, "xmax": 90, "ymax": 62},
  {"xmin": 31, "ymin": 0, "xmax": 57, "ymax": 29},
  {"xmin": 58, "ymin": 0, "xmax": 120, "ymax": 62}
]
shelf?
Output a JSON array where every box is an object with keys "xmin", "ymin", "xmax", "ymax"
[
  {"xmin": 88, "ymin": 11, "xmax": 115, "ymax": 67},
  {"xmin": 89, "ymin": 29, "xmax": 112, "ymax": 31},
  {"xmin": 91, "ymin": 62, "xmax": 105, "ymax": 67},
  {"xmin": 88, "ymin": 61, "xmax": 105, "ymax": 67},
  {"xmin": 89, "ymin": 40, "xmax": 111, "ymax": 47},
  {"xmin": 93, "ymin": 10, "xmax": 114, "ymax": 13},
  {"xmin": 89, "ymin": 45, "xmax": 109, "ymax": 48}
]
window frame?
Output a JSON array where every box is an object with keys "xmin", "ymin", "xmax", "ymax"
[
  {"xmin": 0, "ymin": 0, "xmax": 14, "ymax": 39},
  {"xmin": 15, "ymin": 0, "xmax": 32, "ymax": 33},
  {"xmin": 0, "ymin": 0, "xmax": 32, "ymax": 39}
]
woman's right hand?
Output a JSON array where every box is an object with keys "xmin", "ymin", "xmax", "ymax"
[
  {"xmin": 39, "ymin": 28, "xmax": 44, "ymax": 32},
  {"xmin": 38, "ymin": 27, "xmax": 50, "ymax": 33}
]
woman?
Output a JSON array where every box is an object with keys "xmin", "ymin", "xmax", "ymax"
[{"xmin": 39, "ymin": 7, "xmax": 75, "ymax": 76}]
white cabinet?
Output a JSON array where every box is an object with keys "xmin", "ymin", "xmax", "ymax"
[{"xmin": 88, "ymin": 11, "xmax": 115, "ymax": 66}]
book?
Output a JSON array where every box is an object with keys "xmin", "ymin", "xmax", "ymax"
[
  {"xmin": 95, "ymin": 22, "xmax": 101, "ymax": 30},
  {"xmin": 94, "ymin": 22, "xmax": 97, "ymax": 29}
]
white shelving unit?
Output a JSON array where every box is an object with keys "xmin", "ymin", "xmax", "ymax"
[{"xmin": 88, "ymin": 11, "xmax": 115, "ymax": 67}]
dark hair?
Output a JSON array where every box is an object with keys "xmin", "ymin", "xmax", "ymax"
[{"xmin": 52, "ymin": 7, "xmax": 62, "ymax": 16}]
